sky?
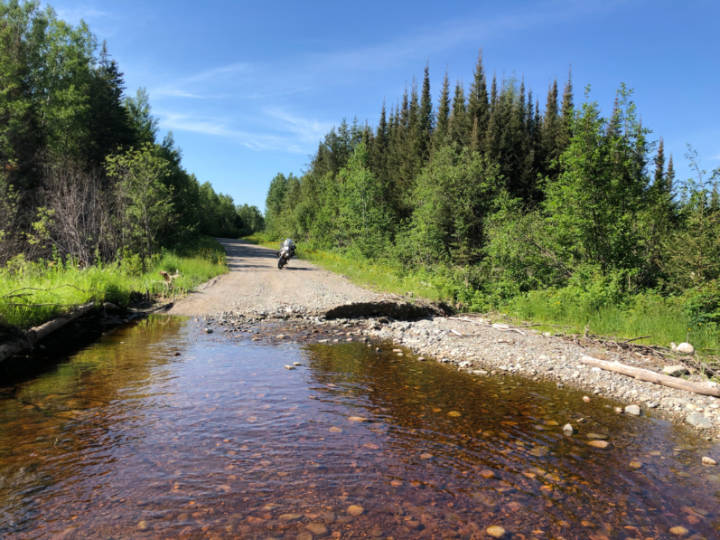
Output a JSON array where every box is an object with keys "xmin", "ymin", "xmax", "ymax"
[{"xmin": 48, "ymin": 0, "xmax": 720, "ymax": 211}]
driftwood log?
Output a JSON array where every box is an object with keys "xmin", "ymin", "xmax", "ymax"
[
  {"xmin": 26, "ymin": 302, "xmax": 94, "ymax": 345},
  {"xmin": 0, "ymin": 302, "xmax": 95, "ymax": 364},
  {"xmin": 578, "ymin": 354, "xmax": 720, "ymax": 398}
]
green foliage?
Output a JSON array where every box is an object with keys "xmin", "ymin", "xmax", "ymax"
[
  {"xmin": 0, "ymin": 1, "xmax": 247, "ymax": 266},
  {"xmin": 0, "ymin": 236, "xmax": 227, "ymax": 328},
  {"xmin": 106, "ymin": 143, "xmax": 175, "ymax": 262},
  {"xmin": 406, "ymin": 145, "xmax": 498, "ymax": 265},
  {"xmin": 336, "ymin": 142, "xmax": 390, "ymax": 256},
  {"xmin": 260, "ymin": 57, "xmax": 719, "ymax": 358}
]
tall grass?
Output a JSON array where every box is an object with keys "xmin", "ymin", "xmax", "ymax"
[
  {"xmin": 503, "ymin": 289, "xmax": 719, "ymax": 354},
  {"xmin": 0, "ymin": 236, "xmax": 227, "ymax": 329}
]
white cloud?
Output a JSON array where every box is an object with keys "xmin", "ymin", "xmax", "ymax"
[
  {"xmin": 54, "ymin": 6, "xmax": 110, "ymax": 24},
  {"xmin": 263, "ymin": 107, "xmax": 335, "ymax": 144},
  {"xmin": 157, "ymin": 110, "xmax": 324, "ymax": 154}
]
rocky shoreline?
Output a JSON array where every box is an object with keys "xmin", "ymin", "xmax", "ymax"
[{"xmin": 209, "ymin": 302, "xmax": 720, "ymax": 444}]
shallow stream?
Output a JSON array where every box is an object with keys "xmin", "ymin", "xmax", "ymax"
[{"xmin": 1, "ymin": 316, "xmax": 719, "ymax": 538}]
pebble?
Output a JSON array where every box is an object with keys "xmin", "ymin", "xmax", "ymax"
[
  {"xmin": 346, "ymin": 504, "xmax": 364, "ymax": 516},
  {"xmin": 669, "ymin": 525, "xmax": 689, "ymax": 536},
  {"xmin": 624, "ymin": 404, "xmax": 641, "ymax": 416},
  {"xmin": 562, "ymin": 423, "xmax": 574, "ymax": 436},
  {"xmin": 486, "ymin": 525, "xmax": 506, "ymax": 538},
  {"xmin": 204, "ymin": 327, "xmax": 213, "ymax": 334},
  {"xmin": 137, "ymin": 520, "xmax": 148, "ymax": 531},
  {"xmin": 702, "ymin": 456, "xmax": 717, "ymax": 466},
  {"xmin": 582, "ymin": 395, "xmax": 591, "ymax": 403},
  {"xmin": 284, "ymin": 365, "xmax": 295, "ymax": 370},
  {"xmin": 587, "ymin": 440, "xmax": 610, "ymax": 449},
  {"xmin": 306, "ymin": 522, "xmax": 328, "ymax": 535}
]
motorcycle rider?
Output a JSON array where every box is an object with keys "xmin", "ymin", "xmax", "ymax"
[
  {"xmin": 278, "ymin": 238, "xmax": 296, "ymax": 269},
  {"xmin": 281, "ymin": 238, "xmax": 296, "ymax": 258}
]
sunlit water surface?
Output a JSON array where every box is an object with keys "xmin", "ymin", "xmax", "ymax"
[{"xmin": 1, "ymin": 316, "xmax": 719, "ymax": 539}]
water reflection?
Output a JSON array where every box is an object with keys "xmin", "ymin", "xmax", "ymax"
[{"xmin": 0, "ymin": 317, "xmax": 718, "ymax": 538}]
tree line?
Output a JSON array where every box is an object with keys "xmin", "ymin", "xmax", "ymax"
[
  {"xmin": 265, "ymin": 52, "xmax": 720, "ymax": 325},
  {"xmin": 0, "ymin": 0, "xmax": 263, "ymax": 268}
]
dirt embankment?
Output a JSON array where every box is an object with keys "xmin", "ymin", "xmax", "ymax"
[{"xmin": 175, "ymin": 239, "xmax": 720, "ymax": 443}]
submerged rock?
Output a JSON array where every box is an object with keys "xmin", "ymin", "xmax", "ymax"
[
  {"xmin": 686, "ymin": 412, "xmax": 712, "ymax": 429},
  {"xmin": 625, "ymin": 404, "xmax": 642, "ymax": 416}
]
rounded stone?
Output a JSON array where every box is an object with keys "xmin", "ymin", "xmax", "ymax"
[
  {"xmin": 624, "ymin": 404, "xmax": 641, "ymax": 416},
  {"xmin": 486, "ymin": 525, "xmax": 506, "ymax": 538},
  {"xmin": 306, "ymin": 522, "xmax": 328, "ymax": 535},
  {"xmin": 347, "ymin": 504, "xmax": 364, "ymax": 516}
]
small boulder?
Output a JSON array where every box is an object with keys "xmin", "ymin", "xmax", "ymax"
[{"xmin": 676, "ymin": 342, "xmax": 695, "ymax": 355}]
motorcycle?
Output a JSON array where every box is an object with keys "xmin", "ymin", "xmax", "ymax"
[{"xmin": 277, "ymin": 238, "xmax": 296, "ymax": 269}]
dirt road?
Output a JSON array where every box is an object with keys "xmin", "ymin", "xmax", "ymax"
[{"xmin": 168, "ymin": 238, "xmax": 383, "ymax": 317}]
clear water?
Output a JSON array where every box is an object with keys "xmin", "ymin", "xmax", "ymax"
[{"xmin": 1, "ymin": 316, "xmax": 718, "ymax": 538}]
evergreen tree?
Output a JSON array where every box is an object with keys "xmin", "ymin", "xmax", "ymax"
[
  {"xmin": 540, "ymin": 80, "xmax": 560, "ymax": 177},
  {"xmin": 448, "ymin": 82, "xmax": 468, "ymax": 149},
  {"xmin": 467, "ymin": 50, "xmax": 489, "ymax": 151},
  {"xmin": 418, "ymin": 65, "xmax": 433, "ymax": 164},
  {"xmin": 559, "ymin": 70, "xmax": 574, "ymax": 150},
  {"xmin": 432, "ymin": 72, "xmax": 450, "ymax": 151}
]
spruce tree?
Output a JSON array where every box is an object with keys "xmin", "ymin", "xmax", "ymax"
[
  {"xmin": 654, "ymin": 137, "xmax": 665, "ymax": 186},
  {"xmin": 559, "ymin": 70, "xmax": 574, "ymax": 150},
  {"xmin": 433, "ymin": 72, "xmax": 450, "ymax": 151},
  {"xmin": 419, "ymin": 65, "xmax": 433, "ymax": 164},
  {"xmin": 467, "ymin": 50, "xmax": 489, "ymax": 151},
  {"xmin": 448, "ymin": 82, "xmax": 468, "ymax": 149},
  {"xmin": 540, "ymin": 80, "xmax": 560, "ymax": 177}
]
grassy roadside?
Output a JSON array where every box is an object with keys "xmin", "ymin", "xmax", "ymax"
[
  {"xmin": 0, "ymin": 236, "xmax": 227, "ymax": 329},
  {"xmin": 245, "ymin": 235, "xmax": 719, "ymax": 359}
]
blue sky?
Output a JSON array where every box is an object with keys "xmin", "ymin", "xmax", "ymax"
[{"xmin": 50, "ymin": 0, "xmax": 719, "ymax": 211}]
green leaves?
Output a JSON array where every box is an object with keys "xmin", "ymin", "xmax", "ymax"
[{"xmin": 106, "ymin": 144, "xmax": 175, "ymax": 263}]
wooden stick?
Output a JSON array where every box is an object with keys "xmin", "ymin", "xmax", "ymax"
[
  {"xmin": 622, "ymin": 335, "xmax": 651, "ymax": 344},
  {"xmin": 578, "ymin": 354, "xmax": 720, "ymax": 398}
]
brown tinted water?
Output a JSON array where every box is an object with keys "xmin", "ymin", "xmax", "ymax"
[{"xmin": 1, "ymin": 316, "xmax": 719, "ymax": 539}]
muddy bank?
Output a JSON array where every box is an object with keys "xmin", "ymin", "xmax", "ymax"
[{"xmin": 209, "ymin": 305, "xmax": 720, "ymax": 442}]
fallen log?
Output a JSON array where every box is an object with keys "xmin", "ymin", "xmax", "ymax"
[
  {"xmin": 0, "ymin": 302, "xmax": 97, "ymax": 365},
  {"xmin": 578, "ymin": 354, "xmax": 720, "ymax": 398},
  {"xmin": 26, "ymin": 302, "xmax": 95, "ymax": 345}
]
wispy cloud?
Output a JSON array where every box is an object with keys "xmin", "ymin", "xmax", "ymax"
[
  {"xmin": 263, "ymin": 107, "xmax": 335, "ymax": 144},
  {"xmin": 157, "ymin": 110, "xmax": 326, "ymax": 154},
  {"xmin": 54, "ymin": 6, "xmax": 110, "ymax": 24}
]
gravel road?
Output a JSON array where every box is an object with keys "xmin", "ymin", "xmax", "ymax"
[
  {"xmin": 168, "ymin": 238, "xmax": 384, "ymax": 316},
  {"xmin": 171, "ymin": 238, "xmax": 720, "ymax": 443}
]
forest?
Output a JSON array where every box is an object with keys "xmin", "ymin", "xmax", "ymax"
[
  {"xmin": 0, "ymin": 0, "xmax": 263, "ymax": 268},
  {"xmin": 264, "ymin": 54, "xmax": 720, "ymax": 351},
  {"xmin": 0, "ymin": 0, "xmax": 266, "ymax": 328}
]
